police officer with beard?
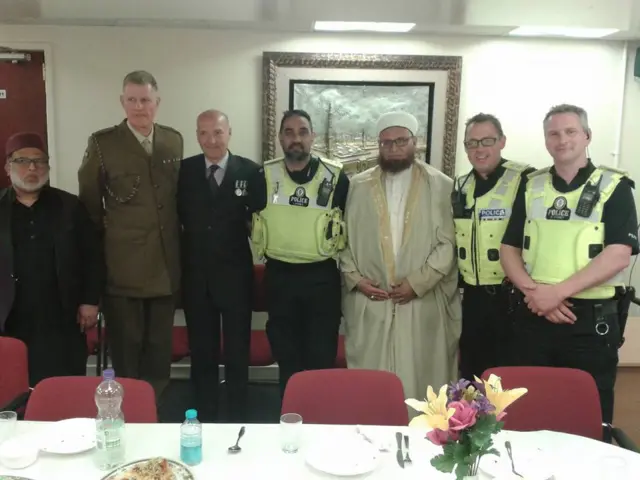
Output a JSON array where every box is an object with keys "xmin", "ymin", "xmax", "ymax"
[
  {"xmin": 501, "ymin": 104, "xmax": 638, "ymax": 431},
  {"xmin": 251, "ymin": 109, "xmax": 349, "ymax": 398}
]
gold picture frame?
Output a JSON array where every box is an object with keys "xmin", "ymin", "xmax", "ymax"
[{"xmin": 262, "ymin": 52, "xmax": 463, "ymax": 177}]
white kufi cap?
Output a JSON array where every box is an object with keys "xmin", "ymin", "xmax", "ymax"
[{"xmin": 376, "ymin": 111, "xmax": 419, "ymax": 136}]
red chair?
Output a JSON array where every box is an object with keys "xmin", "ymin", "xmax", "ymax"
[
  {"xmin": 335, "ymin": 335, "xmax": 347, "ymax": 368},
  {"xmin": 248, "ymin": 263, "xmax": 274, "ymax": 366},
  {"xmin": 171, "ymin": 326, "xmax": 190, "ymax": 362},
  {"xmin": 24, "ymin": 376, "xmax": 158, "ymax": 423},
  {"xmin": 0, "ymin": 337, "xmax": 30, "ymax": 410},
  {"xmin": 482, "ymin": 366, "xmax": 602, "ymax": 440},
  {"xmin": 282, "ymin": 369, "xmax": 409, "ymax": 426}
]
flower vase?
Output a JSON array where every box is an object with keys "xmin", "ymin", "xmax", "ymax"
[{"xmin": 462, "ymin": 476, "xmax": 480, "ymax": 480}]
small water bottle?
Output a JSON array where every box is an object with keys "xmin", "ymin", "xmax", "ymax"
[
  {"xmin": 180, "ymin": 409, "xmax": 202, "ymax": 466},
  {"xmin": 95, "ymin": 368, "xmax": 126, "ymax": 470}
]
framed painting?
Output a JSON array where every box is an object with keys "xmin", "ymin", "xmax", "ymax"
[{"xmin": 262, "ymin": 52, "xmax": 463, "ymax": 177}]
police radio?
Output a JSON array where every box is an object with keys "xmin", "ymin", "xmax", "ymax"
[
  {"xmin": 575, "ymin": 174, "xmax": 603, "ymax": 218},
  {"xmin": 317, "ymin": 178, "xmax": 334, "ymax": 207},
  {"xmin": 451, "ymin": 190, "xmax": 467, "ymax": 218}
]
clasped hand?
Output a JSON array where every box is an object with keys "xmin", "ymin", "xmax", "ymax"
[
  {"xmin": 356, "ymin": 278, "xmax": 417, "ymax": 305},
  {"xmin": 523, "ymin": 283, "xmax": 576, "ymax": 324}
]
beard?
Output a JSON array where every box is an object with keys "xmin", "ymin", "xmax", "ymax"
[
  {"xmin": 10, "ymin": 169, "xmax": 49, "ymax": 193},
  {"xmin": 378, "ymin": 152, "xmax": 415, "ymax": 173},
  {"xmin": 283, "ymin": 143, "xmax": 310, "ymax": 162}
]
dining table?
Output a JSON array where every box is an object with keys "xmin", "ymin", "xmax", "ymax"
[{"xmin": 0, "ymin": 420, "xmax": 638, "ymax": 479}]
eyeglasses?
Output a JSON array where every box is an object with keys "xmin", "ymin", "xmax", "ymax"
[
  {"xmin": 10, "ymin": 157, "xmax": 49, "ymax": 168},
  {"xmin": 379, "ymin": 137, "xmax": 413, "ymax": 149},
  {"xmin": 464, "ymin": 137, "xmax": 498, "ymax": 149}
]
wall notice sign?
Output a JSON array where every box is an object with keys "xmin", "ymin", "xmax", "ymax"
[{"xmin": 0, "ymin": 90, "xmax": 6, "ymax": 99}]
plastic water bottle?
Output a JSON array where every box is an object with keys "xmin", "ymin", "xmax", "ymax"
[
  {"xmin": 95, "ymin": 368, "xmax": 126, "ymax": 470},
  {"xmin": 180, "ymin": 409, "xmax": 202, "ymax": 466}
]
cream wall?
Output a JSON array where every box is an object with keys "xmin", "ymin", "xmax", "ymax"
[{"xmin": 1, "ymin": 25, "xmax": 639, "ymax": 362}]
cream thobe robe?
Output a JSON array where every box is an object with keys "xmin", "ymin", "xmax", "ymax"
[{"xmin": 339, "ymin": 162, "xmax": 462, "ymax": 401}]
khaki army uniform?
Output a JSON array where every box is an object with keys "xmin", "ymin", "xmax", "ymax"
[{"xmin": 78, "ymin": 119, "xmax": 183, "ymax": 397}]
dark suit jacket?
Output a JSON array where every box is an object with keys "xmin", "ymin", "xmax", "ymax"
[
  {"xmin": 0, "ymin": 186, "xmax": 104, "ymax": 331},
  {"xmin": 177, "ymin": 153, "xmax": 266, "ymax": 307}
]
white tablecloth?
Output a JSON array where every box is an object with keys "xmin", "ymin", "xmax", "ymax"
[{"xmin": 0, "ymin": 421, "xmax": 638, "ymax": 479}]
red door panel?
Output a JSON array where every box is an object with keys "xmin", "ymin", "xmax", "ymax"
[{"xmin": 0, "ymin": 50, "xmax": 47, "ymax": 189}]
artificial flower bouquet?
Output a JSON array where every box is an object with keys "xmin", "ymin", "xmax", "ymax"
[{"xmin": 406, "ymin": 374, "xmax": 528, "ymax": 480}]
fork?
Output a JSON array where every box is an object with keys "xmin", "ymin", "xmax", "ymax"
[
  {"xmin": 356, "ymin": 426, "xmax": 389, "ymax": 452},
  {"xmin": 403, "ymin": 435, "xmax": 412, "ymax": 465}
]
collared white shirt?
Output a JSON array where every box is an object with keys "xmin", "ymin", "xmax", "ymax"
[
  {"xmin": 385, "ymin": 164, "xmax": 413, "ymax": 258},
  {"xmin": 205, "ymin": 151, "xmax": 229, "ymax": 186},
  {"xmin": 127, "ymin": 121, "xmax": 154, "ymax": 154}
]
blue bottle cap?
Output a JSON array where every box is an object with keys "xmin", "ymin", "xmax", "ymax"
[
  {"xmin": 103, "ymin": 368, "xmax": 115, "ymax": 380},
  {"xmin": 185, "ymin": 409, "xmax": 198, "ymax": 420}
]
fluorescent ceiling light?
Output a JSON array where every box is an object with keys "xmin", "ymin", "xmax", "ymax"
[
  {"xmin": 314, "ymin": 21, "xmax": 415, "ymax": 33},
  {"xmin": 509, "ymin": 27, "xmax": 619, "ymax": 38}
]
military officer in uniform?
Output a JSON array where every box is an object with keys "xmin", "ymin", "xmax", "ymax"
[
  {"xmin": 251, "ymin": 109, "xmax": 349, "ymax": 398},
  {"xmin": 78, "ymin": 70, "xmax": 183, "ymax": 398},
  {"xmin": 453, "ymin": 113, "xmax": 534, "ymax": 380},
  {"xmin": 501, "ymin": 104, "xmax": 639, "ymax": 428}
]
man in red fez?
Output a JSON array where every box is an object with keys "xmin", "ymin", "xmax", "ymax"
[{"xmin": 0, "ymin": 132, "xmax": 104, "ymax": 386}]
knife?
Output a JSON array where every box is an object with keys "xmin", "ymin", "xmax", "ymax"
[{"xmin": 395, "ymin": 431, "xmax": 404, "ymax": 468}]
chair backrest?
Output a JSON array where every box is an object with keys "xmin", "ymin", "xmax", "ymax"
[
  {"xmin": 482, "ymin": 366, "xmax": 602, "ymax": 440},
  {"xmin": 252, "ymin": 263, "xmax": 267, "ymax": 312},
  {"xmin": 282, "ymin": 369, "xmax": 409, "ymax": 426},
  {"xmin": 24, "ymin": 376, "xmax": 158, "ymax": 423},
  {"xmin": 0, "ymin": 337, "xmax": 29, "ymax": 408}
]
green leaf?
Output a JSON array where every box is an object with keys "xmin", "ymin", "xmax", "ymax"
[
  {"xmin": 454, "ymin": 461, "xmax": 472, "ymax": 480},
  {"xmin": 431, "ymin": 452, "xmax": 456, "ymax": 473}
]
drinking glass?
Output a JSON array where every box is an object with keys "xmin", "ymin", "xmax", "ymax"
[
  {"xmin": 280, "ymin": 413, "xmax": 303, "ymax": 453},
  {"xmin": 0, "ymin": 411, "xmax": 17, "ymax": 445}
]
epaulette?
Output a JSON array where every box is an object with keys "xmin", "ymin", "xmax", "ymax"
[
  {"xmin": 503, "ymin": 160, "xmax": 531, "ymax": 172},
  {"xmin": 92, "ymin": 125, "xmax": 118, "ymax": 137},
  {"xmin": 156, "ymin": 123, "xmax": 183, "ymax": 138},
  {"xmin": 597, "ymin": 165, "xmax": 629, "ymax": 177},
  {"xmin": 527, "ymin": 167, "xmax": 550, "ymax": 180}
]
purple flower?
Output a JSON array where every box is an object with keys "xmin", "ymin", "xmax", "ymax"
[
  {"xmin": 447, "ymin": 379, "xmax": 471, "ymax": 401},
  {"xmin": 472, "ymin": 393, "xmax": 496, "ymax": 415}
]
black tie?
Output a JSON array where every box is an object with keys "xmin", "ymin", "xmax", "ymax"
[{"xmin": 207, "ymin": 164, "xmax": 219, "ymax": 194}]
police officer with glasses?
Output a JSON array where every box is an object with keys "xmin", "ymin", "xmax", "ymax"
[
  {"xmin": 500, "ymin": 104, "xmax": 638, "ymax": 431},
  {"xmin": 453, "ymin": 113, "xmax": 534, "ymax": 381}
]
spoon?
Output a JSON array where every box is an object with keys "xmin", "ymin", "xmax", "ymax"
[{"xmin": 228, "ymin": 426, "xmax": 246, "ymax": 454}]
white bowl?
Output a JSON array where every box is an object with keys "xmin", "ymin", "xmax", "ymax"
[{"xmin": 0, "ymin": 435, "xmax": 38, "ymax": 469}]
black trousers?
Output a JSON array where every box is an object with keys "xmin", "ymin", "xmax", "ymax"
[
  {"xmin": 183, "ymin": 278, "xmax": 252, "ymax": 423},
  {"xmin": 511, "ymin": 300, "xmax": 619, "ymax": 427},
  {"xmin": 459, "ymin": 283, "xmax": 514, "ymax": 381},
  {"xmin": 265, "ymin": 260, "xmax": 342, "ymax": 399}
]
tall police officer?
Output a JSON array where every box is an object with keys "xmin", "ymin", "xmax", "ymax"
[
  {"xmin": 454, "ymin": 113, "xmax": 534, "ymax": 381},
  {"xmin": 500, "ymin": 104, "xmax": 639, "ymax": 428},
  {"xmin": 251, "ymin": 109, "xmax": 349, "ymax": 398}
]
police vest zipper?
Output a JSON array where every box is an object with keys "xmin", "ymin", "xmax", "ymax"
[{"xmin": 470, "ymin": 209, "xmax": 480, "ymax": 286}]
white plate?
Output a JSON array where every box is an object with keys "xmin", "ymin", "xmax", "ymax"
[
  {"xmin": 480, "ymin": 447, "xmax": 554, "ymax": 480},
  {"xmin": 100, "ymin": 457, "xmax": 194, "ymax": 480},
  {"xmin": 305, "ymin": 436, "xmax": 380, "ymax": 477},
  {"xmin": 38, "ymin": 418, "xmax": 96, "ymax": 454}
]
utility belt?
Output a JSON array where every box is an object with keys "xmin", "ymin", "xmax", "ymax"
[{"xmin": 503, "ymin": 280, "xmax": 633, "ymax": 348}]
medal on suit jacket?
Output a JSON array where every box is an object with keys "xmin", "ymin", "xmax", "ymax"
[{"xmin": 235, "ymin": 180, "xmax": 247, "ymax": 196}]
